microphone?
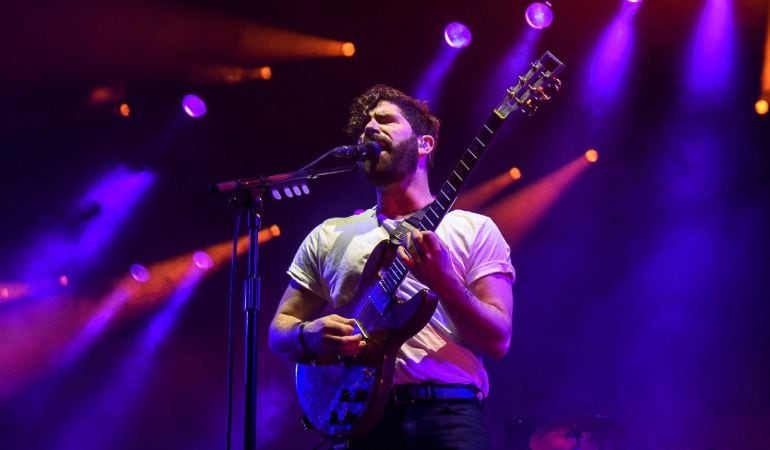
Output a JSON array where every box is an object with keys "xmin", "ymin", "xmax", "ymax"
[{"xmin": 332, "ymin": 141, "xmax": 382, "ymax": 161}]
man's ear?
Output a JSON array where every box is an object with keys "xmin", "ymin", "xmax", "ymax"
[{"xmin": 417, "ymin": 135, "xmax": 435, "ymax": 157}]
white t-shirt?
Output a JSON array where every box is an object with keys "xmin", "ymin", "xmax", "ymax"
[{"xmin": 287, "ymin": 207, "xmax": 514, "ymax": 396}]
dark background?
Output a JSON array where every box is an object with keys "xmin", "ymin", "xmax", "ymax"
[{"xmin": 1, "ymin": 1, "xmax": 769, "ymax": 449}]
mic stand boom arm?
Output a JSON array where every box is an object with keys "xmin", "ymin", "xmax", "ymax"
[{"xmin": 209, "ymin": 163, "xmax": 360, "ymax": 195}]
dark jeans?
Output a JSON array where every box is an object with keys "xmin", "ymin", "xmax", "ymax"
[{"xmin": 348, "ymin": 399, "xmax": 490, "ymax": 450}]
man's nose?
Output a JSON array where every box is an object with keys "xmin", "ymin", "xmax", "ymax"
[{"xmin": 360, "ymin": 123, "xmax": 380, "ymax": 142}]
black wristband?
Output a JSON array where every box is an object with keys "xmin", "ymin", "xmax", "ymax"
[{"xmin": 298, "ymin": 321, "xmax": 313, "ymax": 356}]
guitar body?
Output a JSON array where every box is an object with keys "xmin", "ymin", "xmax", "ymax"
[{"xmin": 296, "ymin": 240, "xmax": 438, "ymax": 440}]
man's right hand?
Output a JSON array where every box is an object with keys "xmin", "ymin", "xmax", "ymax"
[{"xmin": 302, "ymin": 314, "xmax": 367, "ymax": 357}]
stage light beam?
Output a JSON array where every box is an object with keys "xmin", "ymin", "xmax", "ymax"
[
  {"xmin": 483, "ymin": 152, "xmax": 597, "ymax": 251},
  {"xmin": 453, "ymin": 167, "xmax": 523, "ymax": 211}
]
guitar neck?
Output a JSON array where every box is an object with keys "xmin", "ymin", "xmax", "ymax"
[{"xmin": 418, "ymin": 112, "xmax": 504, "ymax": 232}]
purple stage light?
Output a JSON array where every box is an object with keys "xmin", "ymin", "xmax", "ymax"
[
  {"xmin": 444, "ymin": 22, "xmax": 471, "ymax": 49},
  {"xmin": 130, "ymin": 264, "xmax": 150, "ymax": 283},
  {"xmin": 687, "ymin": 0, "xmax": 735, "ymax": 97},
  {"xmin": 182, "ymin": 94, "xmax": 207, "ymax": 118},
  {"xmin": 192, "ymin": 251, "xmax": 214, "ymax": 270},
  {"xmin": 525, "ymin": 2, "xmax": 554, "ymax": 30}
]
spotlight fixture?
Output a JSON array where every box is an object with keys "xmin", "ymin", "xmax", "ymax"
[
  {"xmin": 525, "ymin": 2, "xmax": 554, "ymax": 30},
  {"xmin": 192, "ymin": 251, "xmax": 215, "ymax": 270},
  {"xmin": 130, "ymin": 264, "xmax": 151, "ymax": 283},
  {"xmin": 444, "ymin": 22, "xmax": 472, "ymax": 49},
  {"xmin": 755, "ymin": 99, "xmax": 768, "ymax": 115},
  {"xmin": 341, "ymin": 42, "xmax": 356, "ymax": 57},
  {"xmin": 508, "ymin": 167, "xmax": 522, "ymax": 180},
  {"xmin": 585, "ymin": 149, "xmax": 599, "ymax": 163},
  {"xmin": 182, "ymin": 94, "xmax": 207, "ymax": 118}
]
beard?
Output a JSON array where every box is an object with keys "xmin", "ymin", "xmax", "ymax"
[{"xmin": 362, "ymin": 134, "xmax": 419, "ymax": 186}]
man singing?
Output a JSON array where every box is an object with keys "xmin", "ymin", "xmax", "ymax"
[{"xmin": 269, "ymin": 84, "xmax": 514, "ymax": 449}]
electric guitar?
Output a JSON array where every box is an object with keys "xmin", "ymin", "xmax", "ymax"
[{"xmin": 296, "ymin": 51, "xmax": 565, "ymax": 441}]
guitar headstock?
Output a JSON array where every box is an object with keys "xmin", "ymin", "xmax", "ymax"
[{"xmin": 495, "ymin": 51, "xmax": 565, "ymax": 119}]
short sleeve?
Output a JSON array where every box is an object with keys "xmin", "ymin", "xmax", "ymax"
[
  {"xmin": 464, "ymin": 217, "xmax": 515, "ymax": 285},
  {"xmin": 287, "ymin": 224, "xmax": 331, "ymax": 301}
]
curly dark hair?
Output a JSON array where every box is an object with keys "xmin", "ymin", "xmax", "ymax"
[{"xmin": 345, "ymin": 84, "xmax": 440, "ymax": 168}]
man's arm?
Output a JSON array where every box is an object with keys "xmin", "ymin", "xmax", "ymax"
[
  {"xmin": 397, "ymin": 230, "xmax": 513, "ymax": 359},
  {"xmin": 268, "ymin": 280, "xmax": 366, "ymax": 361}
]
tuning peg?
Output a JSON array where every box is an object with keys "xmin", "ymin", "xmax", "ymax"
[
  {"xmin": 534, "ymin": 88, "xmax": 552, "ymax": 102},
  {"xmin": 547, "ymin": 77, "xmax": 563, "ymax": 92}
]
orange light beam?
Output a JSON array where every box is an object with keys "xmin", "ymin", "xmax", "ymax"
[
  {"xmin": 762, "ymin": 7, "xmax": 770, "ymax": 99},
  {"xmin": 453, "ymin": 168, "xmax": 522, "ymax": 212},
  {"xmin": 482, "ymin": 154, "xmax": 596, "ymax": 251},
  {"xmin": 0, "ymin": 225, "xmax": 280, "ymax": 399}
]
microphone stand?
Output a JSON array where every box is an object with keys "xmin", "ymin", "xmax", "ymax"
[{"xmin": 211, "ymin": 155, "xmax": 362, "ymax": 450}]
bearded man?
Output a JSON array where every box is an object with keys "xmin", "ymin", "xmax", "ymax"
[{"xmin": 269, "ymin": 84, "xmax": 514, "ymax": 450}]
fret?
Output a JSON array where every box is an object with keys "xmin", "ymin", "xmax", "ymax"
[
  {"xmin": 459, "ymin": 160, "xmax": 470, "ymax": 171},
  {"xmin": 440, "ymin": 190, "xmax": 452, "ymax": 203},
  {"xmin": 451, "ymin": 170, "xmax": 465, "ymax": 182},
  {"xmin": 479, "ymin": 126, "xmax": 495, "ymax": 142},
  {"xmin": 371, "ymin": 286, "xmax": 387, "ymax": 314},
  {"xmin": 467, "ymin": 147, "xmax": 479, "ymax": 159},
  {"xmin": 455, "ymin": 164, "xmax": 470, "ymax": 178},
  {"xmin": 390, "ymin": 261, "xmax": 405, "ymax": 279},
  {"xmin": 422, "ymin": 214, "xmax": 435, "ymax": 229},
  {"xmin": 434, "ymin": 197, "xmax": 446, "ymax": 211},
  {"xmin": 474, "ymin": 136, "xmax": 487, "ymax": 148},
  {"xmin": 461, "ymin": 153, "xmax": 478, "ymax": 167},
  {"xmin": 381, "ymin": 275, "xmax": 394, "ymax": 292},
  {"xmin": 428, "ymin": 206, "xmax": 441, "ymax": 222},
  {"xmin": 482, "ymin": 123, "xmax": 494, "ymax": 134}
]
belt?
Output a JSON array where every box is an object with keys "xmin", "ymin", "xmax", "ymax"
[{"xmin": 391, "ymin": 383, "xmax": 482, "ymax": 404}]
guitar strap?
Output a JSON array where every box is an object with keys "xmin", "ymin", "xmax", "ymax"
[{"xmin": 381, "ymin": 206, "xmax": 428, "ymax": 247}]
